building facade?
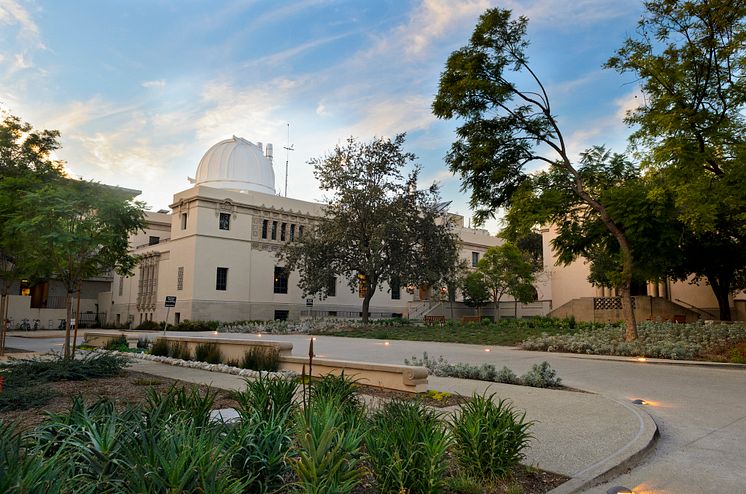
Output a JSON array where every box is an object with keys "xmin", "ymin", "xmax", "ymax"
[{"xmin": 108, "ymin": 136, "xmax": 512, "ymax": 325}]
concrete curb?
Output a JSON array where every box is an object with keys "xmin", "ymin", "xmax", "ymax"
[
  {"xmin": 547, "ymin": 400, "xmax": 659, "ymax": 494},
  {"xmin": 561, "ymin": 352, "xmax": 746, "ymax": 370}
]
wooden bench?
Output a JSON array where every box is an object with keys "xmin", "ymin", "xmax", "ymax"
[
  {"xmin": 461, "ymin": 316, "xmax": 481, "ymax": 324},
  {"xmin": 423, "ymin": 315, "xmax": 446, "ymax": 326}
]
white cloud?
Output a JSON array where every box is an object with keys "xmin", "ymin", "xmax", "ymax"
[
  {"xmin": 142, "ymin": 79, "xmax": 166, "ymax": 89},
  {"xmin": 0, "ymin": 0, "xmax": 43, "ymax": 47},
  {"xmin": 504, "ymin": 0, "xmax": 637, "ymax": 27}
]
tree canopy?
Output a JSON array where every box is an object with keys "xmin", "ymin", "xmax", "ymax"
[
  {"xmin": 607, "ymin": 0, "xmax": 746, "ymax": 319},
  {"xmin": 477, "ymin": 243, "xmax": 536, "ymax": 320},
  {"xmin": 433, "ymin": 8, "xmax": 640, "ymax": 339},
  {"xmin": 280, "ymin": 134, "xmax": 458, "ymax": 324},
  {"xmin": 0, "ymin": 112, "xmax": 145, "ymax": 357}
]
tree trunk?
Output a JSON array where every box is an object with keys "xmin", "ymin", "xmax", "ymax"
[
  {"xmin": 618, "ymin": 237, "xmax": 638, "ymax": 341},
  {"xmin": 494, "ymin": 298, "xmax": 500, "ymax": 321},
  {"xmin": 0, "ymin": 294, "xmax": 6, "ymax": 357},
  {"xmin": 707, "ymin": 273, "xmax": 732, "ymax": 321},
  {"xmin": 362, "ymin": 291, "xmax": 373, "ymax": 325},
  {"xmin": 63, "ymin": 290, "xmax": 73, "ymax": 359},
  {"xmin": 72, "ymin": 284, "xmax": 82, "ymax": 358}
]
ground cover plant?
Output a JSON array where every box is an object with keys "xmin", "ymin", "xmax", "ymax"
[
  {"xmin": 0, "ymin": 352, "xmax": 131, "ymax": 412},
  {"xmin": 315, "ymin": 317, "xmax": 597, "ymax": 346},
  {"xmin": 522, "ymin": 321, "xmax": 746, "ymax": 361},
  {"xmin": 405, "ymin": 353, "xmax": 562, "ymax": 389}
]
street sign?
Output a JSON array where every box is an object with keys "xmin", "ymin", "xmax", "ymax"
[
  {"xmin": 165, "ymin": 296, "xmax": 177, "ymax": 307},
  {"xmin": 306, "ymin": 298, "xmax": 313, "ymax": 307}
]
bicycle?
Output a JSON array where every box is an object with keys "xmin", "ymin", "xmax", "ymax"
[
  {"xmin": 19, "ymin": 318, "xmax": 31, "ymax": 331},
  {"xmin": 32, "ymin": 319, "xmax": 40, "ymax": 331},
  {"xmin": 58, "ymin": 319, "xmax": 66, "ymax": 330}
]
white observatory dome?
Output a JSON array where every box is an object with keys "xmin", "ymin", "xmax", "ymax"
[{"xmin": 191, "ymin": 136, "xmax": 276, "ymax": 194}]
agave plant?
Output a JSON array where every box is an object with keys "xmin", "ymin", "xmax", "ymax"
[{"xmin": 232, "ymin": 375, "xmax": 298, "ymax": 422}]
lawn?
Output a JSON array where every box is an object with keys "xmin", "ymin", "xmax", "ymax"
[{"xmin": 314, "ymin": 317, "xmax": 593, "ymax": 346}]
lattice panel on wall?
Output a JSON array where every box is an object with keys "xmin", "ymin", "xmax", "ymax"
[{"xmin": 593, "ymin": 297, "xmax": 636, "ymax": 310}]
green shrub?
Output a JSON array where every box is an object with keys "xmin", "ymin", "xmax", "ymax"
[
  {"xmin": 135, "ymin": 320, "xmax": 163, "ymax": 330},
  {"xmin": 136, "ymin": 337, "xmax": 151, "ymax": 350},
  {"xmin": 149, "ymin": 339, "xmax": 192, "ymax": 360},
  {"xmin": 104, "ymin": 335, "xmax": 129, "ymax": 351},
  {"xmin": 149, "ymin": 337, "xmax": 169, "ymax": 357},
  {"xmin": 240, "ymin": 347, "xmax": 279, "ymax": 372},
  {"xmin": 309, "ymin": 373, "xmax": 363, "ymax": 421},
  {"xmin": 446, "ymin": 475, "xmax": 484, "ymax": 494},
  {"xmin": 0, "ymin": 384, "xmax": 57, "ymax": 411},
  {"xmin": 520, "ymin": 362, "xmax": 562, "ymax": 388},
  {"xmin": 145, "ymin": 384, "xmax": 217, "ymax": 428},
  {"xmin": 229, "ymin": 406, "xmax": 294, "ymax": 494},
  {"xmin": 1, "ymin": 352, "xmax": 130, "ymax": 384},
  {"xmin": 232, "ymin": 375, "xmax": 298, "ymax": 422},
  {"xmin": 728, "ymin": 341, "xmax": 746, "ymax": 364},
  {"xmin": 0, "ymin": 420, "xmax": 64, "ymax": 493},
  {"xmin": 365, "ymin": 400, "xmax": 450, "ymax": 494},
  {"xmin": 173, "ymin": 319, "xmax": 220, "ymax": 332},
  {"xmin": 292, "ymin": 399, "xmax": 365, "ymax": 494},
  {"xmin": 194, "ymin": 342, "xmax": 223, "ymax": 364},
  {"xmin": 450, "ymin": 394, "xmax": 533, "ymax": 480}
]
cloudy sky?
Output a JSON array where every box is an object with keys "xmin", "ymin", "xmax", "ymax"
[{"xmin": 1, "ymin": 0, "xmax": 645, "ymax": 232}]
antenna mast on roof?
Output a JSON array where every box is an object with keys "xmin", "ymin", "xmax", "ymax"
[{"xmin": 283, "ymin": 122, "xmax": 294, "ymax": 197}]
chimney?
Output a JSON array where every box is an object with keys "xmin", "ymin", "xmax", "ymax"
[
  {"xmin": 266, "ymin": 143, "xmax": 273, "ymax": 162},
  {"xmin": 256, "ymin": 141, "xmax": 263, "ymax": 154}
]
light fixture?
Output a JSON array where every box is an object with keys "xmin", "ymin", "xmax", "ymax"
[
  {"xmin": 636, "ymin": 357, "xmax": 647, "ymax": 362},
  {"xmin": 312, "ymin": 337, "xmax": 317, "ymax": 341},
  {"xmin": 384, "ymin": 341, "xmax": 390, "ymax": 346},
  {"xmin": 631, "ymin": 399, "xmax": 647, "ymax": 405},
  {"xmin": 484, "ymin": 348, "xmax": 491, "ymax": 352},
  {"xmin": 256, "ymin": 333, "xmax": 262, "ymax": 337},
  {"xmin": 607, "ymin": 487, "xmax": 633, "ymax": 494}
]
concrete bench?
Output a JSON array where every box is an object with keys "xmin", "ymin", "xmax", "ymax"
[
  {"xmin": 84, "ymin": 331, "xmax": 141, "ymax": 349},
  {"xmin": 279, "ymin": 355, "xmax": 428, "ymax": 393},
  {"xmin": 423, "ymin": 315, "xmax": 446, "ymax": 326}
]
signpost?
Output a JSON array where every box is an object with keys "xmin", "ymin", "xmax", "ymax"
[{"xmin": 163, "ymin": 296, "xmax": 176, "ymax": 335}]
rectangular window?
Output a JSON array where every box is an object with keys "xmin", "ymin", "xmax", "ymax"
[
  {"xmin": 181, "ymin": 212, "xmax": 188, "ymax": 230},
  {"xmin": 118, "ymin": 276, "xmax": 124, "ymax": 296},
  {"xmin": 219, "ymin": 212, "xmax": 230, "ymax": 230},
  {"xmin": 177, "ymin": 267, "xmax": 184, "ymax": 291},
  {"xmin": 174, "ymin": 312, "xmax": 180, "ymax": 325},
  {"xmin": 115, "ymin": 314, "xmax": 121, "ymax": 325},
  {"xmin": 148, "ymin": 236, "xmax": 160, "ymax": 245},
  {"xmin": 391, "ymin": 278, "xmax": 400, "ymax": 300},
  {"xmin": 262, "ymin": 219, "xmax": 268, "ymax": 239},
  {"xmin": 290, "ymin": 224, "xmax": 295, "ymax": 241},
  {"xmin": 280, "ymin": 222, "xmax": 286, "ymax": 241},
  {"xmin": 327, "ymin": 276, "xmax": 336, "ymax": 297},
  {"xmin": 471, "ymin": 251, "xmax": 480, "ymax": 267},
  {"xmin": 271, "ymin": 221, "xmax": 277, "ymax": 240},
  {"xmin": 216, "ymin": 267, "xmax": 228, "ymax": 291},
  {"xmin": 274, "ymin": 266, "xmax": 288, "ymax": 294},
  {"xmin": 298, "ymin": 225, "xmax": 304, "ymax": 238},
  {"xmin": 274, "ymin": 309, "xmax": 289, "ymax": 321}
]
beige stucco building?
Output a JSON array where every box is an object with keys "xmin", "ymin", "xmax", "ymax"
[{"xmin": 105, "ymin": 136, "xmax": 516, "ymax": 326}]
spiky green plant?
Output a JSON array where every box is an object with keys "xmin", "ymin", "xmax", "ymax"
[
  {"xmin": 450, "ymin": 394, "xmax": 533, "ymax": 480},
  {"xmin": 145, "ymin": 384, "xmax": 217, "ymax": 428},
  {"xmin": 0, "ymin": 420, "xmax": 64, "ymax": 494},
  {"xmin": 232, "ymin": 375, "xmax": 298, "ymax": 422},
  {"xmin": 194, "ymin": 342, "xmax": 223, "ymax": 364},
  {"xmin": 309, "ymin": 372, "xmax": 363, "ymax": 422},
  {"xmin": 240, "ymin": 347, "xmax": 280, "ymax": 371},
  {"xmin": 365, "ymin": 400, "xmax": 451, "ymax": 494},
  {"xmin": 292, "ymin": 399, "xmax": 365, "ymax": 494}
]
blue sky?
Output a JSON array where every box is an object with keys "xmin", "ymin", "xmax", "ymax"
[{"xmin": 1, "ymin": 0, "xmax": 645, "ymax": 232}]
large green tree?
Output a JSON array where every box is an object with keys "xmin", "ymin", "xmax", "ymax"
[
  {"xmin": 477, "ymin": 243, "xmax": 536, "ymax": 320},
  {"xmin": 8, "ymin": 179, "xmax": 145, "ymax": 358},
  {"xmin": 433, "ymin": 9, "xmax": 641, "ymax": 339},
  {"xmin": 281, "ymin": 134, "xmax": 458, "ymax": 325},
  {"xmin": 606, "ymin": 0, "xmax": 746, "ymax": 320},
  {"xmin": 0, "ymin": 113, "xmax": 65, "ymax": 355},
  {"xmin": 461, "ymin": 270, "xmax": 490, "ymax": 319}
]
